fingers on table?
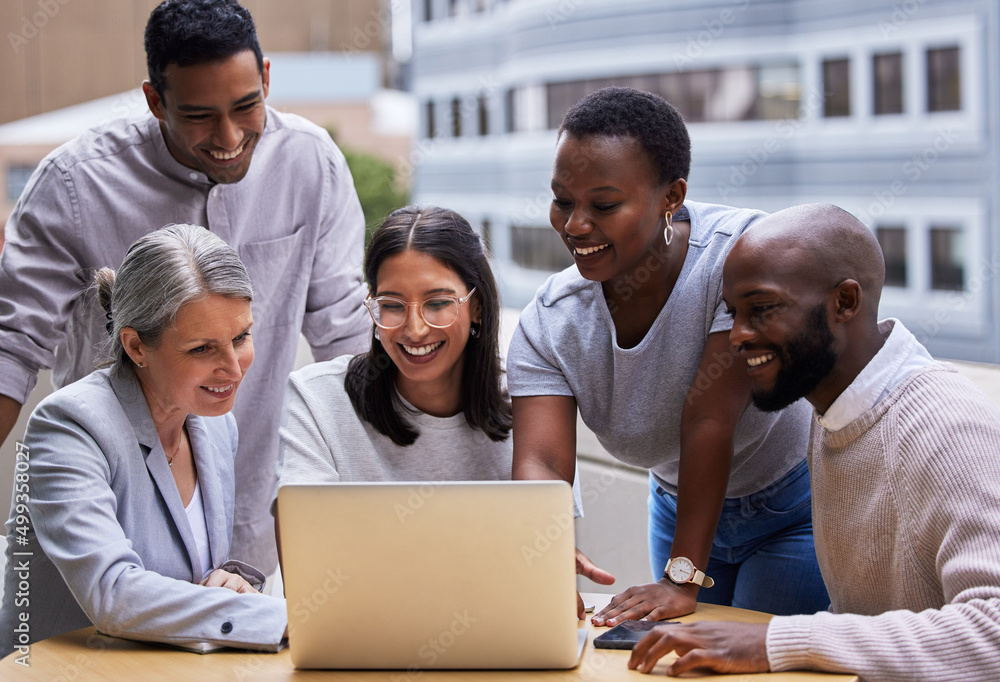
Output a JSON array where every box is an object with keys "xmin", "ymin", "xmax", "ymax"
[{"xmin": 628, "ymin": 625, "xmax": 696, "ymax": 674}]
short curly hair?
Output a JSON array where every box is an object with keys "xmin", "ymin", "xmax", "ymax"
[
  {"xmin": 559, "ymin": 86, "xmax": 691, "ymax": 186},
  {"xmin": 145, "ymin": 0, "xmax": 263, "ymax": 97}
]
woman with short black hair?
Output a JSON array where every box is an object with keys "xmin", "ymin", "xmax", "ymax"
[{"xmin": 508, "ymin": 86, "xmax": 829, "ymax": 624}]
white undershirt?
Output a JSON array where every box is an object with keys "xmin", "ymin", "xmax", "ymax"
[
  {"xmin": 818, "ymin": 318, "xmax": 935, "ymax": 432},
  {"xmin": 184, "ymin": 479, "xmax": 212, "ymax": 579}
]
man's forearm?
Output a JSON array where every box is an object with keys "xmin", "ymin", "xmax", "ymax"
[{"xmin": 0, "ymin": 394, "xmax": 24, "ymax": 448}]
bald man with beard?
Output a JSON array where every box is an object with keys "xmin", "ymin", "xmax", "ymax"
[{"xmin": 628, "ymin": 204, "xmax": 1000, "ymax": 680}]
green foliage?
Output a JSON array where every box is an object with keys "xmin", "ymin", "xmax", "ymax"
[{"xmin": 340, "ymin": 146, "xmax": 410, "ymax": 247}]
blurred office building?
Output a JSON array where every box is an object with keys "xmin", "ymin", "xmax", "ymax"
[{"xmin": 410, "ymin": 0, "xmax": 1000, "ymax": 363}]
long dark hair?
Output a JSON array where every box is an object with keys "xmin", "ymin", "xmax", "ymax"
[{"xmin": 345, "ymin": 206, "xmax": 511, "ymax": 446}]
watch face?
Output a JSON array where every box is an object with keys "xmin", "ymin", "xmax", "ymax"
[{"xmin": 667, "ymin": 557, "xmax": 694, "ymax": 583}]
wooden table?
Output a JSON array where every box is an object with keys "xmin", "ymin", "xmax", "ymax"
[{"xmin": 2, "ymin": 594, "xmax": 858, "ymax": 680}]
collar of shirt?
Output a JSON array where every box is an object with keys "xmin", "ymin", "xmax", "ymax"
[
  {"xmin": 818, "ymin": 318, "xmax": 935, "ymax": 432},
  {"xmin": 141, "ymin": 111, "xmax": 277, "ymax": 187},
  {"xmin": 141, "ymin": 114, "xmax": 214, "ymax": 187}
]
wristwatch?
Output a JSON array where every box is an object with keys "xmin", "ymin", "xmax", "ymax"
[{"xmin": 663, "ymin": 556, "xmax": 714, "ymax": 588}]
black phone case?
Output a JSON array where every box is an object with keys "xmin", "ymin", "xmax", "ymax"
[{"xmin": 592, "ymin": 620, "xmax": 677, "ymax": 650}]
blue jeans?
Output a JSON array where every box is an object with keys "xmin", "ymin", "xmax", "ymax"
[{"xmin": 648, "ymin": 459, "xmax": 830, "ymax": 616}]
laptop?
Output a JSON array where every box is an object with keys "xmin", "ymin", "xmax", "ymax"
[{"xmin": 277, "ymin": 480, "xmax": 585, "ymax": 670}]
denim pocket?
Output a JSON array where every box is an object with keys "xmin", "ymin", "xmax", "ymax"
[{"xmin": 751, "ymin": 460, "xmax": 811, "ymax": 515}]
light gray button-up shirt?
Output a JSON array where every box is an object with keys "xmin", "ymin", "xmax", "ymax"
[{"xmin": 0, "ymin": 107, "xmax": 371, "ymax": 572}]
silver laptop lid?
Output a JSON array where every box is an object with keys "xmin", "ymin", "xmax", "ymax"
[{"xmin": 278, "ymin": 480, "xmax": 580, "ymax": 670}]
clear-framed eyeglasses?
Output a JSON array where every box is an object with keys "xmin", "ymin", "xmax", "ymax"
[{"xmin": 364, "ymin": 287, "xmax": 477, "ymax": 330}]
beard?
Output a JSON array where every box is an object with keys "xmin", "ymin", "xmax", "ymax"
[{"xmin": 751, "ymin": 303, "xmax": 837, "ymax": 412}]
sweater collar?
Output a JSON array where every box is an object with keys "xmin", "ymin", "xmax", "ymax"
[{"xmin": 817, "ymin": 319, "xmax": 934, "ymax": 432}]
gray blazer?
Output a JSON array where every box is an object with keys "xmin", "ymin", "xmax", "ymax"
[{"xmin": 0, "ymin": 368, "xmax": 286, "ymax": 656}]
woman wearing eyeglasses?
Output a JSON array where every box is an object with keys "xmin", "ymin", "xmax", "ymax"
[{"xmin": 272, "ymin": 206, "xmax": 511, "ymax": 518}]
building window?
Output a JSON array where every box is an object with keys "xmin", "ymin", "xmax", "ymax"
[
  {"xmin": 822, "ymin": 58, "xmax": 851, "ymax": 117},
  {"xmin": 478, "ymin": 96, "xmax": 489, "ymax": 136},
  {"xmin": 873, "ymin": 52, "xmax": 903, "ymax": 115},
  {"xmin": 543, "ymin": 63, "xmax": 800, "ymax": 130},
  {"xmin": 425, "ymin": 100, "xmax": 436, "ymax": 139},
  {"xmin": 451, "ymin": 97, "xmax": 462, "ymax": 137},
  {"xmin": 511, "ymin": 225, "xmax": 574, "ymax": 271},
  {"xmin": 504, "ymin": 89, "xmax": 516, "ymax": 133},
  {"xmin": 929, "ymin": 226, "xmax": 964, "ymax": 291},
  {"xmin": 546, "ymin": 80, "xmax": 588, "ymax": 129},
  {"xmin": 927, "ymin": 46, "xmax": 961, "ymax": 112},
  {"xmin": 755, "ymin": 63, "xmax": 801, "ymax": 120},
  {"xmin": 6, "ymin": 164, "xmax": 35, "ymax": 203},
  {"xmin": 876, "ymin": 226, "xmax": 907, "ymax": 287}
]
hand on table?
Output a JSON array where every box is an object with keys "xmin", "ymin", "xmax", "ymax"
[
  {"xmin": 592, "ymin": 579, "xmax": 696, "ymax": 626},
  {"xmin": 200, "ymin": 568, "xmax": 259, "ymax": 594},
  {"xmin": 575, "ymin": 548, "xmax": 615, "ymax": 620},
  {"xmin": 628, "ymin": 621, "xmax": 769, "ymax": 676}
]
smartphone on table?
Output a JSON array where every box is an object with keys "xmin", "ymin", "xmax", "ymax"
[{"xmin": 592, "ymin": 620, "xmax": 678, "ymax": 650}]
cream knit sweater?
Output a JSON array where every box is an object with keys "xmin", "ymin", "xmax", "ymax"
[{"xmin": 766, "ymin": 364, "xmax": 1000, "ymax": 681}]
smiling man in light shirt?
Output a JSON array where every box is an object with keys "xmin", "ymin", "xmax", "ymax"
[
  {"xmin": 628, "ymin": 203, "xmax": 1000, "ymax": 680},
  {"xmin": 0, "ymin": 0, "xmax": 369, "ymax": 576}
]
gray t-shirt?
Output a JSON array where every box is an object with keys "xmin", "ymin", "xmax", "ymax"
[
  {"xmin": 273, "ymin": 355, "xmax": 513, "ymax": 508},
  {"xmin": 507, "ymin": 201, "xmax": 811, "ymax": 498}
]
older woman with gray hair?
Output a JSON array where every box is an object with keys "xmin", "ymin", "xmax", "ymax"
[{"xmin": 0, "ymin": 224, "xmax": 287, "ymax": 656}]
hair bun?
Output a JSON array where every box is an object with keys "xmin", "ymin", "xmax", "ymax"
[{"xmin": 95, "ymin": 267, "xmax": 117, "ymax": 335}]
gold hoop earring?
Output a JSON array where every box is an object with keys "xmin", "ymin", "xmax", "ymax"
[{"xmin": 664, "ymin": 210, "xmax": 674, "ymax": 246}]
